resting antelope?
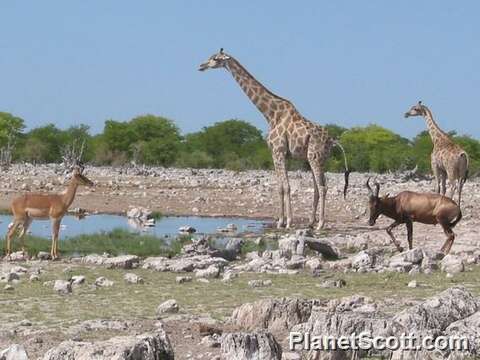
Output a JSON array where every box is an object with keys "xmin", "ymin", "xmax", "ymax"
[
  {"xmin": 366, "ymin": 178, "xmax": 462, "ymax": 255},
  {"xmin": 5, "ymin": 167, "xmax": 94, "ymax": 259}
]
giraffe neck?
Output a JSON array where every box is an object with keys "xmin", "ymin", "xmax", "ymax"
[
  {"xmin": 225, "ymin": 57, "xmax": 290, "ymax": 128},
  {"xmin": 422, "ymin": 106, "xmax": 448, "ymax": 146}
]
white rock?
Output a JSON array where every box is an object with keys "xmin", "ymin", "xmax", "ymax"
[
  {"xmin": 94, "ymin": 277, "xmax": 114, "ymax": 287},
  {"xmin": 124, "ymin": 273, "xmax": 144, "ymax": 284},
  {"xmin": 156, "ymin": 299, "xmax": 179, "ymax": 317},
  {"xmin": 53, "ymin": 280, "xmax": 72, "ymax": 294},
  {"xmin": 440, "ymin": 254, "xmax": 465, "ymax": 274}
]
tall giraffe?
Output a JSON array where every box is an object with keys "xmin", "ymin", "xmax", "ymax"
[
  {"xmin": 405, "ymin": 101, "xmax": 469, "ymax": 205},
  {"xmin": 199, "ymin": 49, "xmax": 349, "ymax": 229}
]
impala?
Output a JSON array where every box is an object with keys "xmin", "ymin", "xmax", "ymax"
[{"xmin": 5, "ymin": 166, "xmax": 94, "ymax": 259}]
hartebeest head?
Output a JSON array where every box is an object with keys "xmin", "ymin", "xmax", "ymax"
[{"xmin": 366, "ymin": 177, "xmax": 381, "ymax": 226}]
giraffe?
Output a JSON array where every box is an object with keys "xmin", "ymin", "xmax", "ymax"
[
  {"xmin": 404, "ymin": 101, "xmax": 469, "ymax": 205},
  {"xmin": 199, "ymin": 49, "xmax": 349, "ymax": 229}
]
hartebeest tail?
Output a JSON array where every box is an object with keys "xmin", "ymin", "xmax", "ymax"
[{"xmin": 366, "ymin": 178, "xmax": 461, "ymax": 254}]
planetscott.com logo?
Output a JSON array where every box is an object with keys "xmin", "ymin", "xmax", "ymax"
[{"xmin": 289, "ymin": 332, "xmax": 469, "ymax": 352}]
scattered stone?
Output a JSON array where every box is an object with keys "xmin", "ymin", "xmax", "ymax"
[
  {"xmin": 0, "ymin": 344, "xmax": 29, "ymax": 360},
  {"xmin": 37, "ymin": 251, "xmax": 51, "ymax": 260},
  {"xmin": 0, "ymin": 272, "xmax": 20, "ymax": 283},
  {"xmin": 124, "ymin": 273, "xmax": 144, "ymax": 284},
  {"xmin": 29, "ymin": 274, "xmax": 40, "ymax": 282},
  {"xmin": 390, "ymin": 248, "xmax": 424, "ymax": 265},
  {"xmin": 53, "ymin": 280, "xmax": 72, "ymax": 294},
  {"xmin": 156, "ymin": 299, "xmax": 179, "ymax": 317},
  {"xmin": 407, "ymin": 280, "xmax": 418, "ymax": 288},
  {"xmin": 248, "ymin": 279, "xmax": 272, "ymax": 288},
  {"xmin": 352, "ymin": 250, "xmax": 375, "ymax": 270},
  {"xmin": 94, "ymin": 277, "xmax": 114, "ymax": 287},
  {"xmin": 319, "ymin": 279, "xmax": 346, "ymax": 288},
  {"xmin": 71, "ymin": 275, "xmax": 86, "ymax": 285},
  {"xmin": 195, "ymin": 265, "xmax": 220, "ymax": 279},
  {"xmin": 3, "ymin": 284, "xmax": 14, "ymax": 291},
  {"xmin": 143, "ymin": 255, "xmax": 227, "ymax": 273},
  {"xmin": 305, "ymin": 257, "xmax": 323, "ymax": 272},
  {"xmin": 179, "ymin": 225, "xmax": 196, "ymax": 234},
  {"xmin": 231, "ymin": 298, "xmax": 317, "ymax": 332},
  {"xmin": 20, "ymin": 319, "xmax": 32, "ymax": 326},
  {"xmin": 440, "ymin": 254, "xmax": 465, "ymax": 274},
  {"xmin": 388, "ymin": 286, "xmax": 479, "ymax": 337},
  {"xmin": 176, "ymin": 276, "xmax": 193, "ymax": 284},
  {"xmin": 221, "ymin": 332, "xmax": 282, "ymax": 360},
  {"xmin": 6, "ymin": 251, "xmax": 29, "ymax": 262},
  {"xmin": 42, "ymin": 330, "xmax": 174, "ymax": 360},
  {"xmin": 222, "ymin": 271, "xmax": 238, "ymax": 282},
  {"xmin": 82, "ymin": 254, "xmax": 140, "ymax": 269}
]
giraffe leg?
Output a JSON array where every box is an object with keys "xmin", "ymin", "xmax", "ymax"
[
  {"xmin": 308, "ymin": 160, "xmax": 327, "ymax": 230},
  {"xmin": 309, "ymin": 170, "xmax": 319, "ymax": 227},
  {"xmin": 441, "ymin": 173, "xmax": 447, "ymax": 196},
  {"xmin": 317, "ymin": 173, "xmax": 327, "ymax": 230},
  {"xmin": 51, "ymin": 218, "xmax": 61, "ymax": 259},
  {"xmin": 457, "ymin": 178, "xmax": 464, "ymax": 206},
  {"xmin": 272, "ymin": 153, "xmax": 287, "ymax": 229},
  {"xmin": 431, "ymin": 163, "xmax": 441, "ymax": 193},
  {"xmin": 447, "ymin": 177, "xmax": 457, "ymax": 200}
]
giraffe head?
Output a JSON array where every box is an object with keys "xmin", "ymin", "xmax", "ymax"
[
  {"xmin": 404, "ymin": 101, "xmax": 426, "ymax": 118},
  {"xmin": 198, "ymin": 48, "xmax": 231, "ymax": 71}
]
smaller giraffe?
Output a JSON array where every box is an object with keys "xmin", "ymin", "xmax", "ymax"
[{"xmin": 405, "ymin": 101, "xmax": 469, "ymax": 205}]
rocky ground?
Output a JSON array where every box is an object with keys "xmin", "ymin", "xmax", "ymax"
[{"xmin": 1, "ymin": 164, "xmax": 480, "ymax": 359}]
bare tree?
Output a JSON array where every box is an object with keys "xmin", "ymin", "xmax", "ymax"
[
  {"xmin": 0, "ymin": 134, "xmax": 16, "ymax": 171},
  {"xmin": 62, "ymin": 138, "xmax": 86, "ymax": 170}
]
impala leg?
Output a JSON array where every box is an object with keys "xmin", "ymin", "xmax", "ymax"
[
  {"xmin": 386, "ymin": 220, "xmax": 404, "ymax": 252},
  {"xmin": 5, "ymin": 220, "xmax": 21, "ymax": 256},
  {"xmin": 51, "ymin": 218, "xmax": 61, "ymax": 259},
  {"xmin": 18, "ymin": 217, "xmax": 32, "ymax": 253}
]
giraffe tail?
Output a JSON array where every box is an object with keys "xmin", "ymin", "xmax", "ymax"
[
  {"xmin": 460, "ymin": 153, "xmax": 469, "ymax": 186},
  {"xmin": 332, "ymin": 140, "xmax": 350, "ymax": 199}
]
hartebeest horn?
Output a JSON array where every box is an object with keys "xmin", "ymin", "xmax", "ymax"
[
  {"xmin": 366, "ymin": 177, "xmax": 374, "ymax": 197},
  {"xmin": 374, "ymin": 180, "xmax": 380, "ymax": 197}
]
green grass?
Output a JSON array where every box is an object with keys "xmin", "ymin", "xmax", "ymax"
[
  {"xmin": 0, "ymin": 228, "xmax": 191, "ymax": 258},
  {"xmin": 0, "ymin": 208, "xmax": 11, "ymax": 215},
  {"xmin": 3, "ymin": 264, "xmax": 480, "ymax": 328}
]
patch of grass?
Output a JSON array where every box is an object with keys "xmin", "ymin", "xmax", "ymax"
[
  {"xmin": 0, "ymin": 208, "xmax": 11, "ymax": 215},
  {"xmin": 240, "ymin": 238, "xmax": 278, "ymax": 256},
  {"xmin": 150, "ymin": 211, "xmax": 163, "ymax": 220},
  {"xmin": 3, "ymin": 264, "xmax": 480, "ymax": 329},
  {"xmin": 0, "ymin": 228, "xmax": 185, "ymax": 258}
]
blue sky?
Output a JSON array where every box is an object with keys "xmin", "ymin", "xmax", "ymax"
[{"xmin": 1, "ymin": 1, "xmax": 479, "ymax": 139}]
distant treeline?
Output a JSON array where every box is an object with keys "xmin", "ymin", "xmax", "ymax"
[{"xmin": 1, "ymin": 111, "xmax": 479, "ymax": 174}]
